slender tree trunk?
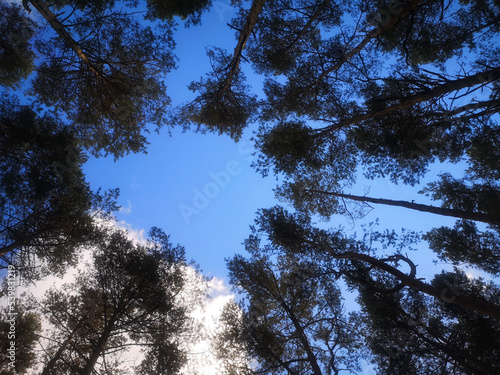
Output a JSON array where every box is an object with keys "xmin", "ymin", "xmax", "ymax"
[
  {"xmin": 306, "ymin": 189, "xmax": 500, "ymax": 225},
  {"xmin": 304, "ymin": 0, "xmax": 423, "ymax": 92},
  {"xmin": 41, "ymin": 313, "xmax": 88, "ymax": 375},
  {"xmin": 202, "ymin": 0, "xmax": 266, "ymax": 125},
  {"xmin": 279, "ymin": 300, "xmax": 324, "ymax": 375},
  {"xmin": 232, "ymin": 0, "xmax": 266, "ymax": 62},
  {"xmin": 316, "ymin": 65, "xmax": 500, "ymax": 135},
  {"xmin": 80, "ymin": 290, "xmax": 131, "ymax": 375},
  {"xmin": 25, "ymin": 0, "xmax": 101, "ymax": 77},
  {"xmin": 79, "ymin": 313, "xmax": 119, "ymax": 375},
  {"xmin": 218, "ymin": 0, "xmax": 266, "ymax": 97}
]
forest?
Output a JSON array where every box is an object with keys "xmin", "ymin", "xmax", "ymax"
[{"xmin": 1, "ymin": 0, "xmax": 500, "ymax": 374}]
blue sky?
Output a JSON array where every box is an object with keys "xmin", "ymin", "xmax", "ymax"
[
  {"xmin": 3, "ymin": 1, "xmax": 494, "ymax": 373},
  {"xmin": 82, "ymin": 1, "xmax": 468, "ymax": 285},
  {"xmin": 84, "ymin": 127, "xmax": 279, "ymax": 278},
  {"xmin": 83, "ymin": 2, "xmax": 279, "ymax": 278}
]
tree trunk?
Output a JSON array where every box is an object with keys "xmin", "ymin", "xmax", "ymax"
[
  {"xmin": 218, "ymin": 0, "xmax": 266, "ymax": 97},
  {"xmin": 79, "ymin": 290, "xmax": 130, "ymax": 375},
  {"xmin": 316, "ymin": 65, "xmax": 500, "ymax": 135},
  {"xmin": 26, "ymin": 0, "xmax": 100, "ymax": 77},
  {"xmin": 41, "ymin": 313, "xmax": 88, "ymax": 375},
  {"xmin": 307, "ymin": 189, "xmax": 500, "ymax": 225},
  {"xmin": 318, "ymin": 246, "xmax": 500, "ymax": 320},
  {"xmin": 79, "ymin": 314, "xmax": 118, "ymax": 375},
  {"xmin": 304, "ymin": 0, "xmax": 423, "ymax": 92},
  {"xmin": 279, "ymin": 300, "xmax": 324, "ymax": 375}
]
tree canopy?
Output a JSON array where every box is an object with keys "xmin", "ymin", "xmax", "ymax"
[
  {"xmin": 2, "ymin": 0, "xmax": 500, "ymax": 373},
  {"xmin": 0, "ymin": 0, "xmax": 214, "ymax": 158},
  {"xmin": 0, "ymin": 96, "xmax": 118, "ymax": 280},
  {"xmin": 0, "ymin": 2, "xmax": 37, "ymax": 88},
  {"xmin": 36, "ymin": 226, "xmax": 191, "ymax": 375},
  {"xmin": 226, "ymin": 206, "xmax": 500, "ymax": 373},
  {"xmin": 188, "ymin": 6, "xmax": 500, "ymax": 372}
]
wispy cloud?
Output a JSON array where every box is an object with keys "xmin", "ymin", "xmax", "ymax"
[{"xmin": 119, "ymin": 200, "xmax": 133, "ymax": 215}]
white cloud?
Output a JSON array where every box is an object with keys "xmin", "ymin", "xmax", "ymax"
[
  {"xmin": 3, "ymin": 217, "xmax": 241, "ymax": 374},
  {"xmin": 181, "ymin": 277, "xmax": 236, "ymax": 375},
  {"xmin": 117, "ymin": 221, "xmax": 146, "ymax": 244},
  {"xmin": 208, "ymin": 276, "xmax": 232, "ymax": 297}
]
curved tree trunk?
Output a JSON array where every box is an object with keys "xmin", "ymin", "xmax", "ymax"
[{"xmin": 315, "ymin": 243, "xmax": 500, "ymax": 320}]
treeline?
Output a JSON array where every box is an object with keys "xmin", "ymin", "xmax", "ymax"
[
  {"xmin": 1, "ymin": 0, "xmax": 500, "ymax": 374},
  {"xmin": 1, "ymin": 1, "xmax": 215, "ymax": 374},
  {"xmin": 187, "ymin": 0, "xmax": 500, "ymax": 374}
]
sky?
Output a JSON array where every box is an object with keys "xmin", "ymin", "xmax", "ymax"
[
  {"xmin": 4, "ymin": 1, "xmax": 494, "ymax": 373},
  {"xmin": 79, "ymin": 6, "xmax": 477, "ymax": 373},
  {"xmin": 83, "ymin": 2, "xmax": 279, "ymax": 280},
  {"xmin": 82, "ymin": 1, "xmax": 463, "ymax": 285}
]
